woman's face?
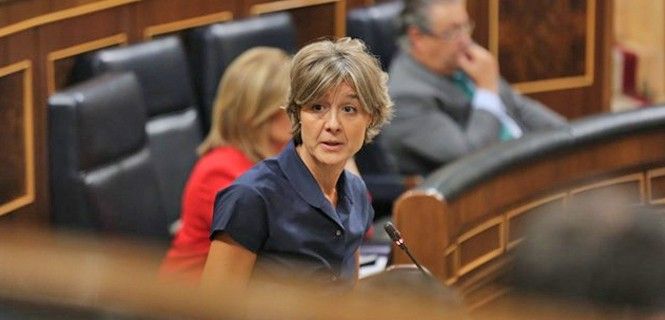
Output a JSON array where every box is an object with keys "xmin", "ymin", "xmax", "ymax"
[{"xmin": 297, "ymin": 82, "xmax": 371, "ymax": 169}]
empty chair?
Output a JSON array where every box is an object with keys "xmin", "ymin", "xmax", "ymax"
[
  {"xmin": 186, "ymin": 12, "xmax": 297, "ymax": 131},
  {"xmin": 355, "ymin": 135, "xmax": 419, "ymax": 220},
  {"xmin": 347, "ymin": 1, "xmax": 417, "ymax": 220},
  {"xmin": 347, "ymin": 1, "xmax": 404, "ymax": 70},
  {"xmin": 49, "ymin": 73, "xmax": 169, "ymax": 240},
  {"xmin": 72, "ymin": 36, "xmax": 202, "ymax": 231}
]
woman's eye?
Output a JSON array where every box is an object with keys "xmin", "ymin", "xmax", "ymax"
[
  {"xmin": 310, "ymin": 104, "xmax": 324, "ymax": 112},
  {"xmin": 342, "ymin": 105, "xmax": 357, "ymax": 113}
]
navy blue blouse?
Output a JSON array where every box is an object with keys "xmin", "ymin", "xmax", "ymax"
[{"xmin": 210, "ymin": 141, "xmax": 374, "ymax": 285}]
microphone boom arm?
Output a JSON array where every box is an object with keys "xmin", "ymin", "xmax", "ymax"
[{"xmin": 384, "ymin": 222, "xmax": 431, "ymax": 277}]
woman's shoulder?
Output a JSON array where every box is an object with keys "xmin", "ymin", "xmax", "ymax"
[
  {"xmin": 195, "ymin": 146, "xmax": 254, "ymax": 173},
  {"xmin": 232, "ymin": 157, "xmax": 284, "ymax": 188},
  {"xmin": 217, "ymin": 163, "xmax": 286, "ymax": 208},
  {"xmin": 204, "ymin": 146, "xmax": 252, "ymax": 163}
]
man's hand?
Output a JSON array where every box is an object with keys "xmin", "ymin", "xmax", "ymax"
[{"xmin": 457, "ymin": 43, "xmax": 500, "ymax": 93}]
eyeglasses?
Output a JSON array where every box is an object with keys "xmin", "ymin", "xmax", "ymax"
[{"xmin": 423, "ymin": 20, "xmax": 475, "ymax": 42}]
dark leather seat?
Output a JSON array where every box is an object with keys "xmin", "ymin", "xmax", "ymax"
[
  {"xmin": 49, "ymin": 73, "xmax": 169, "ymax": 240},
  {"xmin": 72, "ymin": 36, "xmax": 202, "ymax": 231},
  {"xmin": 355, "ymin": 135, "xmax": 416, "ymax": 219},
  {"xmin": 422, "ymin": 129, "xmax": 573, "ymax": 200},
  {"xmin": 186, "ymin": 12, "xmax": 297, "ymax": 131},
  {"xmin": 570, "ymin": 105, "xmax": 665, "ymax": 143},
  {"xmin": 418, "ymin": 106, "xmax": 665, "ymax": 201},
  {"xmin": 347, "ymin": 0, "xmax": 404, "ymax": 70},
  {"xmin": 347, "ymin": 1, "xmax": 413, "ymax": 220}
]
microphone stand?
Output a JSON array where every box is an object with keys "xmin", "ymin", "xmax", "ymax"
[{"xmin": 384, "ymin": 222, "xmax": 432, "ymax": 277}]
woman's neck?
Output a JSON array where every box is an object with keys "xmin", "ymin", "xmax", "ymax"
[
  {"xmin": 311, "ymin": 165, "xmax": 343, "ymax": 206},
  {"xmin": 317, "ymin": 168, "xmax": 342, "ymax": 205},
  {"xmin": 296, "ymin": 146, "xmax": 344, "ymax": 206}
]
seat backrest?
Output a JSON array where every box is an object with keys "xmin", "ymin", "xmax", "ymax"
[
  {"xmin": 185, "ymin": 12, "xmax": 297, "ymax": 131},
  {"xmin": 356, "ymin": 134, "xmax": 400, "ymax": 175},
  {"xmin": 347, "ymin": 2, "xmax": 406, "ymax": 218},
  {"xmin": 347, "ymin": 1, "xmax": 404, "ymax": 70},
  {"xmin": 72, "ymin": 36, "xmax": 202, "ymax": 229},
  {"xmin": 49, "ymin": 73, "xmax": 169, "ymax": 239},
  {"xmin": 355, "ymin": 136, "xmax": 408, "ymax": 220}
]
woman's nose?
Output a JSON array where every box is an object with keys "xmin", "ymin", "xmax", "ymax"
[{"xmin": 324, "ymin": 109, "xmax": 341, "ymax": 132}]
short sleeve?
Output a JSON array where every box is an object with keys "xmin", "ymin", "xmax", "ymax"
[
  {"xmin": 365, "ymin": 192, "xmax": 375, "ymax": 232},
  {"xmin": 210, "ymin": 184, "xmax": 268, "ymax": 253}
]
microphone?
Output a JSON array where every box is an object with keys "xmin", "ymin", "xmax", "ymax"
[{"xmin": 384, "ymin": 222, "xmax": 431, "ymax": 277}]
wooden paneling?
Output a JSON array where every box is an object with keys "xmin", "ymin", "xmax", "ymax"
[
  {"xmin": 37, "ymin": 2, "xmax": 134, "ymax": 94},
  {"xmin": 467, "ymin": 0, "xmax": 612, "ymax": 119},
  {"xmin": 46, "ymin": 34, "xmax": 127, "ymax": 94},
  {"xmin": 534, "ymin": 0, "xmax": 612, "ymax": 118},
  {"xmin": 397, "ymin": 171, "xmax": 658, "ymax": 308},
  {"xmin": 0, "ymin": 0, "xmax": 138, "ymax": 38},
  {"xmin": 457, "ymin": 217, "xmax": 503, "ymax": 277},
  {"xmin": 647, "ymin": 168, "xmax": 665, "ymax": 204},
  {"xmin": 392, "ymin": 192, "xmax": 448, "ymax": 282},
  {"xmin": 505, "ymin": 194, "xmax": 565, "ymax": 249},
  {"xmin": 0, "ymin": 0, "xmax": 49, "ymax": 28},
  {"xmin": 247, "ymin": 0, "xmax": 346, "ymax": 45},
  {"xmin": 393, "ymin": 121, "xmax": 665, "ymax": 309},
  {"xmin": 39, "ymin": 6, "xmax": 130, "ymax": 93},
  {"xmin": 569, "ymin": 174, "xmax": 644, "ymax": 207},
  {"xmin": 135, "ymin": 0, "xmax": 237, "ymax": 40},
  {"xmin": 346, "ymin": 0, "xmax": 373, "ymax": 10},
  {"xmin": 289, "ymin": 3, "xmax": 341, "ymax": 45},
  {"xmin": 0, "ymin": 61, "xmax": 34, "ymax": 217},
  {"xmin": 0, "ymin": 26, "xmax": 42, "ymax": 225},
  {"xmin": 0, "ymin": 64, "xmax": 26, "ymax": 204},
  {"xmin": 466, "ymin": 0, "xmax": 490, "ymax": 49},
  {"xmin": 49, "ymin": 0, "xmax": 108, "ymax": 11},
  {"xmin": 142, "ymin": 12, "xmax": 233, "ymax": 39},
  {"xmin": 498, "ymin": 0, "xmax": 589, "ymax": 85}
]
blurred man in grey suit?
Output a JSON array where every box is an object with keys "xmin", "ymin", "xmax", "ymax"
[{"xmin": 382, "ymin": 0, "xmax": 567, "ymax": 176}]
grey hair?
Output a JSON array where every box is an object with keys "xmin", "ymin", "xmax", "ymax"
[{"xmin": 398, "ymin": 0, "xmax": 463, "ymax": 48}]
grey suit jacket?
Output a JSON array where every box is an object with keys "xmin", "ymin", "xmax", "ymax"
[{"xmin": 382, "ymin": 50, "xmax": 567, "ymax": 175}]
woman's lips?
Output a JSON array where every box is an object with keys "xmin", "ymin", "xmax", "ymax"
[{"xmin": 320, "ymin": 141, "xmax": 343, "ymax": 151}]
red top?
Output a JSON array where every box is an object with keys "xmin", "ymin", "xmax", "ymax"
[{"xmin": 159, "ymin": 146, "xmax": 254, "ymax": 282}]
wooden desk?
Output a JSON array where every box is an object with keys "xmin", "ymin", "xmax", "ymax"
[{"xmin": 392, "ymin": 106, "xmax": 665, "ymax": 309}]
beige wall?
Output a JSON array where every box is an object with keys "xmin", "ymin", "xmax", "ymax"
[{"xmin": 615, "ymin": 0, "xmax": 665, "ymax": 102}]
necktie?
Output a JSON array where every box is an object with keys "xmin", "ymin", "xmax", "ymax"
[
  {"xmin": 450, "ymin": 71, "xmax": 517, "ymax": 141},
  {"xmin": 450, "ymin": 71, "xmax": 474, "ymax": 100}
]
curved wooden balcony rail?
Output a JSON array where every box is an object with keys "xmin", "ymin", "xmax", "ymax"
[{"xmin": 392, "ymin": 105, "xmax": 665, "ymax": 309}]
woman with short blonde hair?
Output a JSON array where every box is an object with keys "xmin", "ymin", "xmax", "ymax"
[
  {"xmin": 198, "ymin": 47, "xmax": 291, "ymax": 161},
  {"xmin": 161, "ymin": 47, "xmax": 292, "ymax": 282},
  {"xmin": 286, "ymin": 37, "xmax": 393, "ymax": 145},
  {"xmin": 203, "ymin": 38, "xmax": 393, "ymax": 292}
]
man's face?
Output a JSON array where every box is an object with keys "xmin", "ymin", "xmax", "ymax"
[{"xmin": 409, "ymin": 1, "xmax": 473, "ymax": 75}]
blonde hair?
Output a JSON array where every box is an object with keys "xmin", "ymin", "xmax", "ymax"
[
  {"xmin": 285, "ymin": 37, "xmax": 393, "ymax": 145},
  {"xmin": 197, "ymin": 47, "xmax": 290, "ymax": 161}
]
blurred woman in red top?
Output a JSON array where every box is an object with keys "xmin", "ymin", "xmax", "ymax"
[{"xmin": 160, "ymin": 47, "xmax": 292, "ymax": 282}]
